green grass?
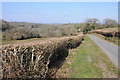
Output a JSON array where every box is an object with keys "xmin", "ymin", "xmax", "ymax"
[
  {"xmin": 2, "ymin": 38, "xmax": 47, "ymax": 45},
  {"xmin": 56, "ymin": 35, "xmax": 118, "ymax": 78},
  {"xmin": 105, "ymin": 37, "xmax": 119, "ymax": 46}
]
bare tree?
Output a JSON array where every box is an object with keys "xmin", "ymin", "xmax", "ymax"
[
  {"xmin": 83, "ymin": 18, "xmax": 99, "ymax": 32},
  {"xmin": 103, "ymin": 18, "xmax": 117, "ymax": 28},
  {"xmin": 86, "ymin": 18, "xmax": 99, "ymax": 26}
]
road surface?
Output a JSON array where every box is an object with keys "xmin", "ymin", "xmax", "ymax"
[{"xmin": 88, "ymin": 34, "xmax": 120, "ymax": 68}]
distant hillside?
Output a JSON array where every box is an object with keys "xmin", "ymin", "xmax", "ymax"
[
  {"xmin": 10, "ymin": 22, "xmax": 65, "ymax": 28},
  {"xmin": 1, "ymin": 20, "xmax": 83, "ymax": 40},
  {"xmin": 0, "ymin": 20, "xmax": 16, "ymax": 31}
]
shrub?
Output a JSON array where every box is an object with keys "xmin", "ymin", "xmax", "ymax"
[{"xmin": 1, "ymin": 33, "xmax": 84, "ymax": 78}]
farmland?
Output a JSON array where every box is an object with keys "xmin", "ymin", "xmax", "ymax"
[
  {"xmin": 1, "ymin": 1, "xmax": 120, "ymax": 79},
  {"xmin": 1, "ymin": 33, "xmax": 84, "ymax": 78},
  {"xmin": 1, "ymin": 20, "xmax": 120, "ymax": 78}
]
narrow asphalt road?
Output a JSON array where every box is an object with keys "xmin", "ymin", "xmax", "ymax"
[{"xmin": 88, "ymin": 34, "xmax": 120, "ymax": 68}]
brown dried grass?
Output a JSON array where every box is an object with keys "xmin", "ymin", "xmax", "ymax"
[
  {"xmin": 1, "ymin": 33, "xmax": 84, "ymax": 79},
  {"xmin": 91, "ymin": 28, "xmax": 120, "ymax": 38}
]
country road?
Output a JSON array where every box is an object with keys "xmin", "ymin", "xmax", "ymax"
[{"xmin": 88, "ymin": 34, "xmax": 120, "ymax": 68}]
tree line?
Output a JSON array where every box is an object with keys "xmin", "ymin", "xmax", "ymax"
[
  {"xmin": 1, "ymin": 20, "xmax": 79, "ymax": 40},
  {"xmin": 82, "ymin": 18, "xmax": 118, "ymax": 32},
  {"xmin": 0, "ymin": 18, "xmax": 118, "ymax": 40}
]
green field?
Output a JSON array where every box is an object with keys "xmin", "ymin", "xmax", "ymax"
[
  {"xmin": 55, "ymin": 35, "xmax": 118, "ymax": 78},
  {"xmin": 2, "ymin": 38, "xmax": 47, "ymax": 45}
]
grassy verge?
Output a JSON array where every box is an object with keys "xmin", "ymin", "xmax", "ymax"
[
  {"xmin": 55, "ymin": 35, "xmax": 118, "ymax": 78},
  {"xmin": 91, "ymin": 33, "xmax": 119, "ymax": 46}
]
